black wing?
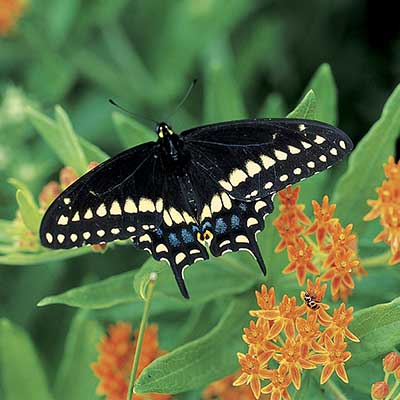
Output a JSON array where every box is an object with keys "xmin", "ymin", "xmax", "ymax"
[
  {"xmin": 40, "ymin": 142, "xmax": 165, "ymax": 249},
  {"xmin": 182, "ymin": 118, "xmax": 353, "ymax": 201}
]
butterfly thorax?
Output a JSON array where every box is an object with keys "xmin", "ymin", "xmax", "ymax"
[{"xmin": 157, "ymin": 122, "xmax": 189, "ymax": 168}]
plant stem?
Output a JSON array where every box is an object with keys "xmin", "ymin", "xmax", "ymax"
[
  {"xmin": 388, "ymin": 380, "xmax": 400, "ymax": 399},
  {"xmin": 126, "ymin": 272, "xmax": 157, "ymax": 400},
  {"xmin": 325, "ymin": 380, "xmax": 348, "ymax": 400},
  {"xmin": 362, "ymin": 250, "xmax": 391, "ymax": 268}
]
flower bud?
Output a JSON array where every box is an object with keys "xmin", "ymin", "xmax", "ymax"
[
  {"xmin": 87, "ymin": 161, "xmax": 100, "ymax": 171},
  {"xmin": 59, "ymin": 166, "xmax": 78, "ymax": 190},
  {"xmin": 383, "ymin": 352, "xmax": 400, "ymax": 372},
  {"xmin": 371, "ymin": 381, "xmax": 389, "ymax": 399},
  {"xmin": 39, "ymin": 181, "xmax": 61, "ymax": 209}
]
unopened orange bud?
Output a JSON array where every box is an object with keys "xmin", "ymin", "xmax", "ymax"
[
  {"xmin": 59, "ymin": 166, "xmax": 78, "ymax": 189},
  {"xmin": 371, "ymin": 381, "xmax": 389, "ymax": 399},
  {"xmin": 87, "ymin": 161, "xmax": 100, "ymax": 171},
  {"xmin": 39, "ymin": 181, "xmax": 61, "ymax": 209},
  {"xmin": 383, "ymin": 352, "xmax": 400, "ymax": 372}
]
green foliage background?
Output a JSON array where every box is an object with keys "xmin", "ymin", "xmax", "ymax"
[{"xmin": 1, "ymin": 1, "xmax": 400, "ymax": 399}]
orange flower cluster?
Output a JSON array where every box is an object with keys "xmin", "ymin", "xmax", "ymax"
[
  {"xmin": 273, "ymin": 186, "xmax": 365, "ymax": 301},
  {"xmin": 364, "ymin": 156, "xmax": 400, "ymax": 265},
  {"xmin": 234, "ymin": 283, "xmax": 359, "ymax": 400},
  {"xmin": 0, "ymin": 0, "xmax": 25, "ymax": 36},
  {"xmin": 92, "ymin": 322, "xmax": 173, "ymax": 400},
  {"xmin": 371, "ymin": 351, "xmax": 400, "ymax": 399}
]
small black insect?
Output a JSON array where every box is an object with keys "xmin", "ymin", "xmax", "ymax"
[
  {"xmin": 40, "ymin": 116, "xmax": 353, "ymax": 298},
  {"xmin": 303, "ymin": 291, "xmax": 321, "ymax": 310}
]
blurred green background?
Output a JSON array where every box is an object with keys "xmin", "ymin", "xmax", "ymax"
[{"xmin": 1, "ymin": 0, "xmax": 399, "ymax": 398}]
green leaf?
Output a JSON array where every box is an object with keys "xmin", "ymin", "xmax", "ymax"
[
  {"xmin": 0, "ymin": 319, "xmax": 54, "ymax": 400},
  {"xmin": 135, "ymin": 295, "xmax": 254, "ymax": 394},
  {"xmin": 348, "ymin": 296, "xmax": 400, "ymax": 367},
  {"xmin": 54, "ymin": 311, "xmax": 104, "ymax": 400},
  {"xmin": 303, "ymin": 63, "xmax": 337, "ymax": 125},
  {"xmin": 258, "ymin": 92, "xmax": 287, "ymax": 118},
  {"xmin": 134, "ymin": 256, "xmax": 258, "ymax": 305},
  {"xmin": 203, "ymin": 40, "xmax": 246, "ymax": 123},
  {"xmin": 79, "ymin": 137, "xmax": 109, "ymax": 163},
  {"xmin": 8, "ymin": 178, "xmax": 41, "ymax": 233},
  {"xmin": 286, "ymin": 90, "xmax": 316, "ymax": 119},
  {"xmin": 15, "ymin": 189, "xmax": 42, "ymax": 234},
  {"xmin": 54, "ymin": 106, "xmax": 88, "ymax": 174},
  {"xmin": 112, "ymin": 111, "xmax": 154, "ymax": 148},
  {"xmin": 333, "ymin": 84, "xmax": 400, "ymax": 235},
  {"xmin": 0, "ymin": 246, "xmax": 92, "ymax": 265},
  {"xmin": 27, "ymin": 106, "xmax": 87, "ymax": 174},
  {"xmin": 38, "ymin": 270, "xmax": 138, "ymax": 309}
]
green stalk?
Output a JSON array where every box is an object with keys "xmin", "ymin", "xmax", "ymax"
[
  {"xmin": 126, "ymin": 272, "xmax": 157, "ymax": 400},
  {"xmin": 387, "ymin": 380, "xmax": 400, "ymax": 399},
  {"xmin": 362, "ymin": 250, "xmax": 391, "ymax": 268},
  {"xmin": 325, "ymin": 380, "xmax": 348, "ymax": 400}
]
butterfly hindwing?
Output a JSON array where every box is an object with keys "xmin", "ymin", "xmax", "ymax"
[
  {"xmin": 40, "ymin": 142, "xmax": 164, "ymax": 249},
  {"xmin": 183, "ymin": 118, "xmax": 353, "ymax": 201}
]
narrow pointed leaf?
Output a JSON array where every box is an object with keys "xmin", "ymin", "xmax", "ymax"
[
  {"xmin": 303, "ymin": 63, "xmax": 337, "ymax": 125},
  {"xmin": 287, "ymin": 90, "xmax": 316, "ymax": 119},
  {"xmin": 38, "ymin": 270, "xmax": 138, "ymax": 309},
  {"xmin": 258, "ymin": 92, "xmax": 287, "ymax": 118}
]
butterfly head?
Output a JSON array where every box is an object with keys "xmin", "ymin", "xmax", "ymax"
[{"xmin": 156, "ymin": 122, "xmax": 174, "ymax": 139}]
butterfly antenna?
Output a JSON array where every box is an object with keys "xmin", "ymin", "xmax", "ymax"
[
  {"xmin": 108, "ymin": 99, "xmax": 158, "ymax": 125},
  {"xmin": 165, "ymin": 79, "xmax": 198, "ymax": 121}
]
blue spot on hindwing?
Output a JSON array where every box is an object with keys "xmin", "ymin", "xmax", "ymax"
[
  {"xmin": 168, "ymin": 233, "xmax": 181, "ymax": 247},
  {"xmin": 215, "ymin": 218, "xmax": 227, "ymax": 234},
  {"xmin": 155, "ymin": 228, "xmax": 163, "ymax": 237},
  {"xmin": 231, "ymin": 214, "xmax": 240, "ymax": 229},
  {"xmin": 181, "ymin": 228, "xmax": 194, "ymax": 243}
]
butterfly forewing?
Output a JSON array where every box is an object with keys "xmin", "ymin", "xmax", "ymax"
[
  {"xmin": 183, "ymin": 118, "xmax": 353, "ymax": 201},
  {"xmin": 40, "ymin": 142, "xmax": 164, "ymax": 249}
]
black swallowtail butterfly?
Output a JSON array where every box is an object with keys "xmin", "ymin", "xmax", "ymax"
[{"xmin": 40, "ymin": 118, "xmax": 353, "ymax": 298}]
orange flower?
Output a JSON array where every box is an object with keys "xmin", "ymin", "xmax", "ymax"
[
  {"xmin": 324, "ymin": 223, "xmax": 357, "ymax": 265},
  {"xmin": 257, "ymin": 295, "xmax": 306, "ymax": 339},
  {"xmin": 320, "ymin": 303, "xmax": 359, "ymax": 343},
  {"xmin": 233, "ymin": 347, "xmax": 272, "ymax": 399},
  {"xmin": 92, "ymin": 322, "xmax": 172, "ymax": 400},
  {"xmin": 273, "ymin": 213, "xmax": 304, "ymax": 252},
  {"xmin": 261, "ymin": 364, "xmax": 292, "ymax": 400},
  {"xmin": 277, "ymin": 186, "xmax": 311, "ymax": 225},
  {"xmin": 254, "ymin": 284, "xmax": 276, "ymax": 311},
  {"xmin": 306, "ymin": 196, "xmax": 337, "ymax": 246},
  {"xmin": 284, "ymin": 237, "xmax": 319, "ymax": 285},
  {"xmin": 364, "ymin": 156, "xmax": 400, "ymax": 264},
  {"xmin": 383, "ymin": 351, "xmax": 400, "ymax": 372},
  {"xmin": 203, "ymin": 371, "xmax": 267, "ymax": 400},
  {"xmin": 311, "ymin": 334, "xmax": 351, "ymax": 384},
  {"xmin": 0, "ymin": 0, "xmax": 25, "ymax": 36},
  {"xmin": 295, "ymin": 314, "xmax": 324, "ymax": 351},
  {"xmin": 243, "ymin": 319, "xmax": 275, "ymax": 349},
  {"xmin": 273, "ymin": 337, "xmax": 316, "ymax": 389}
]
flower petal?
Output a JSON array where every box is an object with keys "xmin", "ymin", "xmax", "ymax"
[
  {"xmin": 320, "ymin": 364, "xmax": 334, "ymax": 384},
  {"xmin": 335, "ymin": 363, "xmax": 349, "ymax": 383}
]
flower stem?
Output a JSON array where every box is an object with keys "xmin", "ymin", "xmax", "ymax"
[
  {"xmin": 127, "ymin": 272, "xmax": 157, "ymax": 400},
  {"xmin": 362, "ymin": 250, "xmax": 391, "ymax": 268},
  {"xmin": 324, "ymin": 380, "xmax": 348, "ymax": 400},
  {"xmin": 387, "ymin": 380, "xmax": 400, "ymax": 399}
]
